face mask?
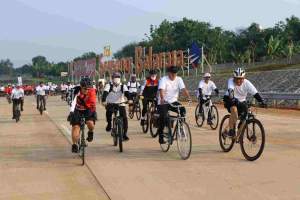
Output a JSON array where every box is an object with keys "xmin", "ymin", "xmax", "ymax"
[
  {"xmin": 113, "ymin": 78, "xmax": 121, "ymax": 85},
  {"xmin": 151, "ymin": 75, "xmax": 157, "ymax": 80}
]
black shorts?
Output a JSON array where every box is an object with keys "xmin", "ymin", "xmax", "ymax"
[
  {"xmin": 223, "ymin": 95, "xmax": 248, "ymax": 116},
  {"xmin": 70, "ymin": 109, "xmax": 97, "ymax": 126}
]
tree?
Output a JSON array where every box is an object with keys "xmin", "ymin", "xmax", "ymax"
[{"xmin": 0, "ymin": 59, "xmax": 13, "ymax": 75}]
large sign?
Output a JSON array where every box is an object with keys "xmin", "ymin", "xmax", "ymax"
[
  {"xmin": 99, "ymin": 46, "xmax": 184, "ymax": 75},
  {"xmin": 73, "ymin": 58, "xmax": 96, "ymax": 78}
]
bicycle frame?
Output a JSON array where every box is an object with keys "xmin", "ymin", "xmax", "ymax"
[{"xmin": 167, "ymin": 104, "xmax": 186, "ymax": 144}]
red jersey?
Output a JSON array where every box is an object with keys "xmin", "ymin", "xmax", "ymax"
[
  {"xmin": 5, "ymin": 87, "xmax": 12, "ymax": 95},
  {"xmin": 75, "ymin": 88, "xmax": 96, "ymax": 111}
]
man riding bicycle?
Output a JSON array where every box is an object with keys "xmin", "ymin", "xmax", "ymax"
[
  {"xmin": 36, "ymin": 82, "xmax": 47, "ymax": 111},
  {"xmin": 198, "ymin": 73, "xmax": 219, "ymax": 125},
  {"xmin": 102, "ymin": 72, "xmax": 131, "ymax": 141},
  {"xmin": 68, "ymin": 77, "xmax": 97, "ymax": 153},
  {"xmin": 127, "ymin": 74, "xmax": 141, "ymax": 112},
  {"xmin": 140, "ymin": 70, "xmax": 159, "ymax": 126},
  {"xmin": 223, "ymin": 68, "xmax": 267, "ymax": 137},
  {"xmin": 11, "ymin": 84, "xmax": 24, "ymax": 119},
  {"xmin": 157, "ymin": 66, "xmax": 192, "ymax": 144}
]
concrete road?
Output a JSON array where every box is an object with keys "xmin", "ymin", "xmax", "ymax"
[{"xmin": 1, "ymin": 96, "xmax": 300, "ymax": 200}]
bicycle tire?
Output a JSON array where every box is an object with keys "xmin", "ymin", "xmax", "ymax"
[
  {"xmin": 112, "ymin": 119, "xmax": 118, "ymax": 146},
  {"xmin": 219, "ymin": 115, "xmax": 235, "ymax": 152},
  {"xmin": 176, "ymin": 121, "xmax": 192, "ymax": 160},
  {"xmin": 240, "ymin": 118, "xmax": 265, "ymax": 161},
  {"xmin": 209, "ymin": 105, "xmax": 219, "ymax": 130},
  {"xmin": 195, "ymin": 104, "xmax": 204, "ymax": 127},
  {"xmin": 79, "ymin": 128, "xmax": 85, "ymax": 166},
  {"xmin": 136, "ymin": 102, "xmax": 141, "ymax": 120},
  {"xmin": 142, "ymin": 113, "xmax": 149, "ymax": 133},
  {"xmin": 129, "ymin": 110, "xmax": 134, "ymax": 119},
  {"xmin": 117, "ymin": 120, "xmax": 123, "ymax": 152},
  {"xmin": 150, "ymin": 115, "xmax": 158, "ymax": 138},
  {"xmin": 160, "ymin": 121, "xmax": 171, "ymax": 152}
]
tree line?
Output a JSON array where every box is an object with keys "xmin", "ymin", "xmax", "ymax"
[{"xmin": 114, "ymin": 16, "xmax": 300, "ymax": 65}]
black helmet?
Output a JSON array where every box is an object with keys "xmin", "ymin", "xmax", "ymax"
[
  {"xmin": 167, "ymin": 66, "xmax": 179, "ymax": 73},
  {"xmin": 149, "ymin": 69, "xmax": 157, "ymax": 75},
  {"xmin": 80, "ymin": 77, "xmax": 92, "ymax": 88},
  {"xmin": 112, "ymin": 72, "xmax": 121, "ymax": 78}
]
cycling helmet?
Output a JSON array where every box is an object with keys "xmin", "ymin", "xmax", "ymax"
[
  {"xmin": 80, "ymin": 77, "xmax": 92, "ymax": 88},
  {"xmin": 112, "ymin": 72, "xmax": 121, "ymax": 78},
  {"xmin": 149, "ymin": 69, "xmax": 157, "ymax": 75},
  {"xmin": 233, "ymin": 68, "xmax": 246, "ymax": 78},
  {"xmin": 167, "ymin": 66, "xmax": 179, "ymax": 73},
  {"xmin": 203, "ymin": 73, "xmax": 211, "ymax": 78}
]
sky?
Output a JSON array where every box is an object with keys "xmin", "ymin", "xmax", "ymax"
[{"xmin": 1, "ymin": 0, "xmax": 300, "ymax": 67}]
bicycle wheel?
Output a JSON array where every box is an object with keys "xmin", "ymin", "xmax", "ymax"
[
  {"xmin": 129, "ymin": 108, "xmax": 134, "ymax": 119},
  {"xmin": 80, "ymin": 129, "xmax": 85, "ymax": 166},
  {"xmin": 39, "ymin": 103, "xmax": 43, "ymax": 115},
  {"xmin": 136, "ymin": 102, "xmax": 141, "ymax": 120},
  {"xmin": 112, "ymin": 119, "xmax": 118, "ymax": 146},
  {"xmin": 160, "ymin": 122, "xmax": 171, "ymax": 152},
  {"xmin": 209, "ymin": 105, "xmax": 219, "ymax": 130},
  {"xmin": 150, "ymin": 114, "xmax": 159, "ymax": 138},
  {"xmin": 195, "ymin": 104, "xmax": 204, "ymax": 127},
  {"xmin": 15, "ymin": 110, "xmax": 20, "ymax": 122},
  {"xmin": 142, "ymin": 113, "xmax": 149, "ymax": 133},
  {"xmin": 176, "ymin": 121, "xmax": 192, "ymax": 160},
  {"xmin": 117, "ymin": 120, "xmax": 123, "ymax": 152},
  {"xmin": 240, "ymin": 118, "xmax": 265, "ymax": 161},
  {"xmin": 219, "ymin": 115, "xmax": 235, "ymax": 152}
]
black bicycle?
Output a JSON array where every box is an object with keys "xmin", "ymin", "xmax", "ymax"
[
  {"xmin": 77, "ymin": 114, "xmax": 87, "ymax": 165},
  {"xmin": 13, "ymin": 99, "xmax": 21, "ymax": 123},
  {"xmin": 219, "ymin": 102, "xmax": 266, "ymax": 161},
  {"xmin": 160, "ymin": 103, "xmax": 192, "ymax": 160},
  {"xmin": 128, "ymin": 95, "xmax": 141, "ymax": 120},
  {"xmin": 111, "ymin": 102, "xmax": 128, "ymax": 152},
  {"xmin": 141, "ymin": 98, "xmax": 156, "ymax": 134},
  {"xmin": 195, "ymin": 95, "xmax": 219, "ymax": 130},
  {"xmin": 38, "ymin": 95, "xmax": 45, "ymax": 115}
]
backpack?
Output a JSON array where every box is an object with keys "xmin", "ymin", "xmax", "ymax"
[{"xmin": 109, "ymin": 83, "xmax": 124, "ymax": 93}]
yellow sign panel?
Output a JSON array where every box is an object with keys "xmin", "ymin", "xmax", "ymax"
[{"xmin": 104, "ymin": 46, "xmax": 111, "ymax": 57}]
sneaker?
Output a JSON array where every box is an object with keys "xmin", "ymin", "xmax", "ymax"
[
  {"xmin": 36, "ymin": 106, "xmax": 39, "ymax": 110},
  {"xmin": 21, "ymin": 108, "xmax": 24, "ymax": 112},
  {"xmin": 207, "ymin": 120, "xmax": 213, "ymax": 125},
  {"xmin": 72, "ymin": 144, "xmax": 79, "ymax": 153},
  {"xmin": 44, "ymin": 108, "xmax": 46, "ymax": 111},
  {"xmin": 159, "ymin": 135, "xmax": 166, "ymax": 144},
  {"xmin": 227, "ymin": 129, "xmax": 236, "ymax": 137},
  {"xmin": 12, "ymin": 116, "xmax": 15, "ymax": 119},
  {"xmin": 86, "ymin": 131, "xmax": 94, "ymax": 142},
  {"xmin": 140, "ymin": 119, "xmax": 145, "ymax": 126},
  {"xmin": 106, "ymin": 124, "xmax": 112, "ymax": 132},
  {"xmin": 123, "ymin": 135, "xmax": 130, "ymax": 141}
]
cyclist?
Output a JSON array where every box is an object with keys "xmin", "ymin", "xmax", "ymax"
[
  {"xmin": 140, "ymin": 70, "xmax": 159, "ymax": 126},
  {"xmin": 223, "ymin": 68, "xmax": 267, "ymax": 137},
  {"xmin": 127, "ymin": 74, "xmax": 141, "ymax": 112},
  {"xmin": 197, "ymin": 73, "xmax": 219, "ymax": 125},
  {"xmin": 68, "ymin": 77, "xmax": 97, "ymax": 153},
  {"xmin": 36, "ymin": 82, "xmax": 47, "ymax": 110},
  {"xmin": 60, "ymin": 82, "xmax": 67, "ymax": 100},
  {"xmin": 157, "ymin": 66, "xmax": 192, "ymax": 144},
  {"xmin": 11, "ymin": 84, "xmax": 24, "ymax": 119},
  {"xmin": 66, "ymin": 82, "xmax": 73, "ymax": 101},
  {"xmin": 102, "ymin": 72, "xmax": 131, "ymax": 141}
]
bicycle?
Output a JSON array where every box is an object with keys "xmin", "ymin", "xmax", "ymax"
[
  {"xmin": 97, "ymin": 90, "xmax": 102, "ymax": 104},
  {"xmin": 195, "ymin": 95, "xmax": 219, "ymax": 130},
  {"xmin": 141, "ymin": 98, "xmax": 156, "ymax": 135},
  {"xmin": 13, "ymin": 99, "xmax": 21, "ymax": 123},
  {"xmin": 111, "ymin": 102, "xmax": 128, "ymax": 152},
  {"xmin": 128, "ymin": 95, "xmax": 141, "ymax": 120},
  {"xmin": 219, "ymin": 101, "xmax": 266, "ymax": 161},
  {"xmin": 77, "ymin": 114, "xmax": 87, "ymax": 165},
  {"xmin": 160, "ymin": 103, "xmax": 192, "ymax": 160},
  {"xmin": 38, "ymin": 95, "xmax": 45, "ymax": 115},
  {"xmin": 6, "ymin": 94, "xmax": 12, "ymax": 104}
]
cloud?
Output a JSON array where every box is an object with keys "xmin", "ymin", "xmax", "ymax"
[{"xmin": 282, "ymin": 0, "xmax": 300, "ymax": 5}]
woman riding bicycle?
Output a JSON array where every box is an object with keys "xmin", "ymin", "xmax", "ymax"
[
  {"xmin": 68, "ymin": 77, "xmax": 97, "ymax": 153},
  {"xmin": 127, "ymin": 74, "xmax": 141, "ymax": 112},
  {"xmin": 197, "ymin": 73, "xmax": 219, "ymax": 125},
  {"xmin": 157, "ymin": 66, "xmax": 192, "ymax": 144},
  {"xmin": 102, "ymin": 72, "xmax": 131, "ymax": 141},
  {"xmin": 223, "ymin": 68, "xmax": 267, "ymax": 137}
]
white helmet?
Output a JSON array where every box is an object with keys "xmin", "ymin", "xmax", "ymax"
[
  {"xmin": 203, "ymin": 73, "xmax": 211, "ymax": 78},
  {"xmin": 233, "ymin": 68, "xmax": 246, "ymax": 78}
]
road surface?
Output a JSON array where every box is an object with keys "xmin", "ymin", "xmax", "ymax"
[{"xmin": 0, "ymin": 96, "xmax": 299, "ymax": 200}]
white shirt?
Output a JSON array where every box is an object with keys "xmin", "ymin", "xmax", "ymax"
[
  {"xmin": 0, "ymin": 86, "xmax": 4, "ymax": 92},
  {"xmin": 225, "ymin": 78, "xmax": 258, "ymax": 102},
  {"xmin": 11, "ymin": 88, "xmax": 24, "ymax": 99},
  {"xmin": 104, "ymin": 84, "xmax": 129, "ymax": 105},
  {"xmin": 36, "ymin": 85, "xmax": 47, "ymax": 96},
  {"xmin": 158, "ymin": 76, "xmax": 185, "ymax": 104},
  {"xmin": 198, "ymin": 80, "xmax": 217, "ymax": 96},
  {"xmin": 127, "ymin": 81, "xmax": 140, "ymax": 93},
  {"xmin": 61, "ymin": 84, "xmax": 66, "ymax": 91}
]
